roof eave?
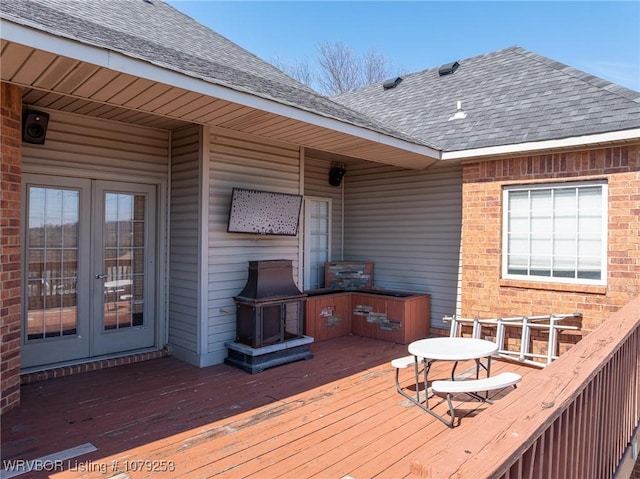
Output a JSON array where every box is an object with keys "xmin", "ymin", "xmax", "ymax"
[
  {"xmin": 0, "ymin": 18, "xmax": 441, "ymax": 167},
  {"xmin": 440, "ymin": 129, "xmax": 640, "ymax": 161}
]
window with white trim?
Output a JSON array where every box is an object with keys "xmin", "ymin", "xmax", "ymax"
[
  {"xmin": 303, "ymin": 197, "xmax": 332, "ymax": 290},
  {"xmin": 502, "ymin": 181, "xmax": 607, "ymax": 285}
]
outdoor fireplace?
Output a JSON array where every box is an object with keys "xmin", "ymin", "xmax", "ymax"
[{"xmin": 225, "ymin": 260, "xmax": 313, "ymax": 373}]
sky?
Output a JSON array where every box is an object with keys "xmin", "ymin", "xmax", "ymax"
[{"xmin": 166, "ymin": 1, "xmax": 640, "ymax": 92}]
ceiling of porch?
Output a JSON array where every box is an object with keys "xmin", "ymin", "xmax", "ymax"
[{"xmin": 2, "ymin": 39, "xmax": 440, "ymax": 170}]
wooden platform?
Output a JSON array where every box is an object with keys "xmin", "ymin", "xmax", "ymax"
[{"xmin": 1, "ymin": 336, "xmax": 537, "ymax": 479}]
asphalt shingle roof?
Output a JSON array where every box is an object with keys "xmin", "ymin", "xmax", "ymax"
[
  {"xmin": 1, "ymin": 0, "xmax": 425, "ymax": 146},
  {"xmin": 334, "ymin": 47, "xmax": 640, "ymax": 152},
  {"xmin": 2, "ymin": 1, "xmax": 639, "ymax": 154}
]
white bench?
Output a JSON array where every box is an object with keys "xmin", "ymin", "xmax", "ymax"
[
  {"xmin": 432, "ymin": 371, "xmax": 522, "ymax": 394},
  {"xmin": 391, "ymin": 355, "xmax": 417, "ymax": 370},
  {"xmin": 432, "ymin": 372, "xmax": 522, "ymax": 427},
  {"xmin": 391, "ymin": 355, "xmax": 424, "ymax": 402}
]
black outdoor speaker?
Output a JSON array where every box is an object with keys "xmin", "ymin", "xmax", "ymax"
[
  {"xmin": 328, "ymin": 165, "xmax": 346, "ymax": 186},
  {"xmin": 22, "ymin": 110, "xmax": 50, "ymax": 144}
]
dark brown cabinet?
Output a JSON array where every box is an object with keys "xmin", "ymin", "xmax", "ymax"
[
  {"xmin": 305, "ymin": 292, "xmax": 352, "ymax": 342},
  {"xmin": 305, "ymin": 290, "xmax": 430, "ymax": 344},
  {"xmin": 351, "ymin": 291, "xmax": 430, "ymax": 344}
]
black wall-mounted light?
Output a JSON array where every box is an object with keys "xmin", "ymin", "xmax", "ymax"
[
  {"xmin": 328, "ymin": 165, "xmax": 347, "ymax": 186},
  {"xmin": 22, "ymin": 109, "xmax": 50, "ymax": 144}
]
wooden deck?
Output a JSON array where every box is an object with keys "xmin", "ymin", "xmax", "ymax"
[{"xmin": 1, "ymin": 336, "xmax": 538, "ymax": 479}]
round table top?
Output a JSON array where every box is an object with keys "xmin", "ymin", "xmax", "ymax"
[{"xmin": 408, "ymin": 337, "xmax": 498, "ymax": 361}]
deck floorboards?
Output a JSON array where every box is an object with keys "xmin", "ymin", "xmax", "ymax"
[{"xmin": 1, "ymin": 336, "xmax": 537, "ymax": 479}]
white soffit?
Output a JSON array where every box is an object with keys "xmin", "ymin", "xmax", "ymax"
[{"xmin": 0, "ymin": 20, "xmax": 440, "ymax": 163}]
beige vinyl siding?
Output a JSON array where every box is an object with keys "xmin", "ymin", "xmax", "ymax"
[
  {"xmin": 344, "ymin": 162, "xmax": 462, "ymax": 330},
  {"xmin": 207, "ymin": 127, "xmax": 301, "ymax": 363},
  {"xmin": 168, "ymin": 125, "xmax": 202, "ymax": 361},
  {"xmin": 303, "ymin": 157, "xmax": 344, "ymax": 261},
  {"xmin": 21, "ymin": 108, "xmax": 169, "ymax": 179}
]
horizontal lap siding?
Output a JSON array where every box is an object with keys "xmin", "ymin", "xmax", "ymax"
[
  {"xmin": 344, "ymin": 162, "xmax": 462, "ymax": 330},
  {"xmin": 22, "ymin": 109, "xmax": 169, "ymax": 179},
  {"xmin": 168, "ymin": 125, "xmax": 201, "ymax": 358},
  {"xmin": 207, "ymin": 128, "xmax": 301, "ymax": 363}
]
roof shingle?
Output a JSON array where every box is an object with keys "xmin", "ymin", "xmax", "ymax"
[{"xmin": 334, "ymin": 47, "xmax": 640, "ymax": 151}]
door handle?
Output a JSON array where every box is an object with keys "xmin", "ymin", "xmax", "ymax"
[{"xmin": 95, "ymin": 274, "xmax": 107, "ymax": 280}]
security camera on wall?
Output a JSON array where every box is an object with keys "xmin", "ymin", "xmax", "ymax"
[{"xmin": 22, "ymin": 109, "xmax": 50, "ymax": 144}]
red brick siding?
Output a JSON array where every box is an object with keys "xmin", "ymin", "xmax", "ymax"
[
  {"xmin": 20, "ymin": 349, "xmax": 170, "ymax": 385},
  {"xmin": 460, "ymin": 145, "xmax": 640, "ymax": 334},
  {"xmin": 1, "ymin": 82, "xmax": 23, "ymax": 414}
]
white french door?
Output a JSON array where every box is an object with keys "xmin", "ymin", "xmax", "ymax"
[{"xmin": 22, "ymin": 175, "xmax": 157, "ymax": 368}]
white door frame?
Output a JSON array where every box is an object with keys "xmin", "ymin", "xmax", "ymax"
[{"xmin": 303, "ymin": 196, "xmax": 332, "ymax": 290}]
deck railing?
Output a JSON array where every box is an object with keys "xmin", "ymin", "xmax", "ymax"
[{"xmin": 410, "ymin": 295, "xmax": 640, "ymax": 479}]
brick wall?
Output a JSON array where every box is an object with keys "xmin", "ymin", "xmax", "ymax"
[
  {"xmin": 1, "ymin": 82, "xmax": 23, "ymax": 414},
  {"xmin": 460, "ymin": 145, "xmax": 640, "ymax": 336}
]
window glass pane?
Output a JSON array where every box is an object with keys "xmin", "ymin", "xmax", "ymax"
[
  {"xmin": 27, "ymin": 186, "xmax": 79, "ymax": 341},
  {"xmin": 508, "ymin": 236, "xmax": 528, "ymax": 255},
  {"xmin": 507, "ymin": 254, "xmax": 528, "ymax": 270},
  {"xmin": 505, "ymin": 183, "xmax": 604, "ymax": 284},
  {"xmin": 29, "ymin": 188, "xmax": 46, "ymax": 247},
  {"xmin": 133, "ymin": 222, "xmax": 145, "ymax": 248},
  {"xmin": 578, "ymin": 187, "xmax": 602, "ymax": 210},
  {"xmin": 311, "ymin": 217, "xmax": 327, "ymax": 234},
  {"xmin": 104, "ymin": 192, "xmax": 145, "ymax": 331},
  {"xmin": 312, "ymin": 250, "xmax": 327, "ymax": 266},
  {"xmin": 509, "ymin": 216, "xmax": 529, "ymax": 232},
  {"xmin": 44, "ymin": 189, "xmax": 64, "ymax": 248},
  {"xmin": 508, "ymin": 191, "xmax": 529, "ymax": 212},
  {"xmin": 316, "ymin": 201, "xmax": 328, "ymax": 215},
  {"xmin": 133, "ymin": 195, "xmax": 145, "ymax": 221},
  {"xmin": 554, "ymin": 236, "xmax": 576, "ymax": 257},
  {"xmin": 531, "ymin": 216, "xmax": 552, "ymax": 234},
  {"xmin": 530, "ymin": 189, "xmax": 551, "ymax": 210},
  {"xmin": 553, "ymin": 253, "xmax": 576, "ymax": 277},
  {"xmin": 312, "ymin": 235, "xmax": 328, "ymax": 250},
  {"xmin": 530, "ymin": 232, "xmax": 550, "ymax": 273},
  {"xmin": 530, "ymin": 235, "xmax": 550, "ymax": 269},
  {"xmin": 554, "ymin": 188, "xmax": 576, "ymax": 211},
  {"xmin": 578, "ymin": 238, "xmax": 601, "ymax": 258},
  {"xmin": 578, "ymin": 214, "xmax": 601, "ymax": 234},
  {"xmin": 554, "ymin": 215, "xmax": 577, "ymax": 232}
]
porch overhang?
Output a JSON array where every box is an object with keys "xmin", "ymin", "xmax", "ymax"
[{"xmin": 0, "ymin": 19, "xmax": 440, "ymax": 170}]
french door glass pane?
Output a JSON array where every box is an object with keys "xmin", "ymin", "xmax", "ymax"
[
  {"xmin": 104, "ymin": 193, "xmax": 145, "ymax": 330},
  {"xmin": 26, "ymin": 187, "xmax": 79, "ymax": 340}
]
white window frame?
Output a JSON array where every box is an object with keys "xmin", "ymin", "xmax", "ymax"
[
  {"xmin": 303, "ymin": 196, "xmax": 332, "ymax": 290},
  {"xmin": 502, "ymin": 181, "xmax": 607, "ymax": 286}
]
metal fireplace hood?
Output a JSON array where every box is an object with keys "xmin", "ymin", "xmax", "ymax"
[{"xmin": 235, "ymin": 260, "xmax": 305, "ymax": 303}]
